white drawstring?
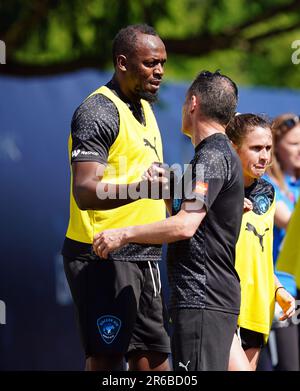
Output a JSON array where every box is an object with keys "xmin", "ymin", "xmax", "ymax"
[
  {"xmin": 148, "ymin": 261, "xmax": 161, "ymax": 297},
  {"xmin": 236, "ymin": 327, "xmax": 242, "ymax": 346},
  {"xmin": 155, "ymin": 262, "xmax": 161, "ymax": 295}
]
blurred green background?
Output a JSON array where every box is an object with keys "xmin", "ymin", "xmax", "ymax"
[{"xmin": 1, "ymin": 0, "xmax": 300, "ymax": 87}]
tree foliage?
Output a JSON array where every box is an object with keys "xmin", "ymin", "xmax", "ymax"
[{"xmin": 0, "ymin": 0, "xmax": 300, "ymax": 88}]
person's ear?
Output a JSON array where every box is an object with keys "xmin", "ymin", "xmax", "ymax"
[
  {"xmin": 189, "ymin": 95, "xmax": 198, "ymax": 113},
  {"xmin": 116, "ymin": 55, "xmax": 127, "ymax": 72}
]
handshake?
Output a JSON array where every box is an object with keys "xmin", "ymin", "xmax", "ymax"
[{"xmin": 142, "ymin": 162, "xmax": 177, "ymax": 199}]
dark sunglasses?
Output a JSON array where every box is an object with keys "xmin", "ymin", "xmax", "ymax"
[{"xmin": 278, "ymin": 115, "xmax": 300, "ymax": 131}]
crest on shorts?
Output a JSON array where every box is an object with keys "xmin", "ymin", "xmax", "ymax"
[{"xmin": 97, "ymin": 315, "xmax": 121, "ymax": 344}]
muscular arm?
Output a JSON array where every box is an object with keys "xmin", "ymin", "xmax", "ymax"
[
  {"xmin": 93, "ymin": 200, "xmax": 206, "ymax": 258},
  {"xmin": 125, "ymin": 200, "xmax": 205, "ymax": 244},
  {"xmin": 72, "ymin": 161, "xmax": 150, "ymax": 210}
]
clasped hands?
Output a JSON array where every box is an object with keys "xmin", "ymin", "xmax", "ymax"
[{"xmin": 93, "ymin": 162, "xmax": 170, "ymax": 259}]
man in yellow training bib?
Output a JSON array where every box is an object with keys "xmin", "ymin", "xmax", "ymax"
[{"xmin": 62, "ymin": 24, "xmax": 170, "ymax": 371}]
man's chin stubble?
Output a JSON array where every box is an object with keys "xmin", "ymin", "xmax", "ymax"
[{"xmin": 136, "ymin": 90, "xmax": 159, "ymax": 103}]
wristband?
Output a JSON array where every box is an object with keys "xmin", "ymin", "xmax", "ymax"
[{"xmin": 275, "ymin": 286, "xmax": 286, "ymax": 299}]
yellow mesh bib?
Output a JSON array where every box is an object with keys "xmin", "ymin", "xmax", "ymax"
[
  {"xmin": 236, "ymin": 200, "xmax": 275, "ymax": 342},
  {"xmin": 66, "ymin": 86, "xmax": 165, "ymax": 243},
  {"xmin": 277, "ymin": 199, "xmax": 300, "ymax": 289}
]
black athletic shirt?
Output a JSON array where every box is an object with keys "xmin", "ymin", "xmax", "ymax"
[
  {"xmin": 167, "ymin": 133, "xmax": 244, "ymax": 314},
  {"xmin": 62, "ymin": 81, "xmax": 162, "ymax": 261},
  {"xmin": 70, "ymin": 80, "xmax": 146, "ymax": 165}
]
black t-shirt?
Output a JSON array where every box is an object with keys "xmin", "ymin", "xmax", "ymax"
[
  {"xmin": 70, "ymin": 80, "xmax": 146, "ymax": 165},
  {"xmin": 167, "ymin": 133, "xmax": 244, "ymax": 314}
]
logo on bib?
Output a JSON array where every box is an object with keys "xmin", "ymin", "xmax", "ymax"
[
  {"xmin": 245, "ymin": 222, "xmax": 269, "ymax": 252},
  {"xmin": 254, "ymin": 194, "xmax": 270, "ymax": 214},
  {"xmin": 97, "ymin": 315, "xmax": 121, "ymax": 344}
]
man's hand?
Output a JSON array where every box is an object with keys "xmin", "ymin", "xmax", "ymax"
[
  {"xmin": 276, "ymin": 287, "xmax": 296, "ymax": 321},
  {"xmin": 143, "ymin": 162, "xmax": 169, "ymax": 185},
  {"xmin": 142, "ymin": 162, "xmax": 174, "ymax": 199},
  {"xmin": 93, "ymin": 229, "xmax": 128, "ymax": 259}
]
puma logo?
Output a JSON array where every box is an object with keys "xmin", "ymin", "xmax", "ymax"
[
  {"xmin": 245, "ymin": 222, "xmax": 269, "ymax": 252},
  {"xmin": 179, "ymin": 360, "xmax": 190, "ymax": 371},
  {"xmin": 143, "ymin": 137, "xmax": 160, "ymax": 160}
]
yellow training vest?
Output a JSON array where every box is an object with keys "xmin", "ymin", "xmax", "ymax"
[
  {"xmin": 277, "ymin": 198, "xmax": 300, "ymax": 289},
  {"xmin": 66, "ymin": 86, "xmax": 166, "ymax": 243},
  {"xmin": 236, "ymin": 200, "xmax": 276, "ymax": 343}
]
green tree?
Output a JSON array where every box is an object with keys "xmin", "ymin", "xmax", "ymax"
[{"xmin": 1, "ymin": 0, "xmax": 300, "ymax": 88}]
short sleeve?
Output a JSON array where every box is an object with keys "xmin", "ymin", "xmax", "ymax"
[
  {"xmin": 183, "ymin": 148, "xmax": 228, "ymax": 211},
  {"xmin": 70, "ymin": 93, "xmax": 119, "ymax": 165}
]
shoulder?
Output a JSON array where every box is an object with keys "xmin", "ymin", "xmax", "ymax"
[
  {"xmin": 247, "ymin": 178, "xmax": 275, "ymax": 214},
  {"xmin": 258, "ymin": 177, "xmax": 275, "ymax": 192},
  {"xmin": 247, "ymin": 177, "xmax": 275, "ymax": 198},
  {"xmin": 71, "ymin": 93, "xmax": 119, "ymax": 139},
  {"xmin": 194, "ymin": 147, "xmax": 227, "ymax": 178},
  {"xmin": 195, "ymin": 135, "xmax": 237, "ymax": 178},
  {"xmin": 73, "ymin": 93, "xmax": 118, "ymax": 123},
  {"xmin": 256, "ymin": 177, "xmax": 274, "ymax": 200},
  {"xmin": 196, "ymin": 135, "xmax": 228, "ymax": 161}
]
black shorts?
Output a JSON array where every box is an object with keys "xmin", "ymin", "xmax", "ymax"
[
  {"xmin": 239, "ymin": 327, "xmax": 264, "ymax": 350},
  {"xmin": 63, "ymin": 253, "xmax": 170, "ymax": 358},
  {"xmin": 170, "ymin": 308, "xmax": 238, "ymax": 371}
]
